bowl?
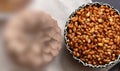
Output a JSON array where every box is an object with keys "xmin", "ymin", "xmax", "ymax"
[{"xmin": 64, "ymin": 2, "xmax": 120, "ymax": 68}]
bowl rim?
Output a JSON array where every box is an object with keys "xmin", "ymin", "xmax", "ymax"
[{"xmin": 64, "ymin": 2, "xmax": 120, "ymax": 68}]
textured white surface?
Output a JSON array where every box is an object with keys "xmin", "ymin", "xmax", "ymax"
[{"xmin": 0, "ymin": 0, "xmax": 116, "ymax": 71}]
